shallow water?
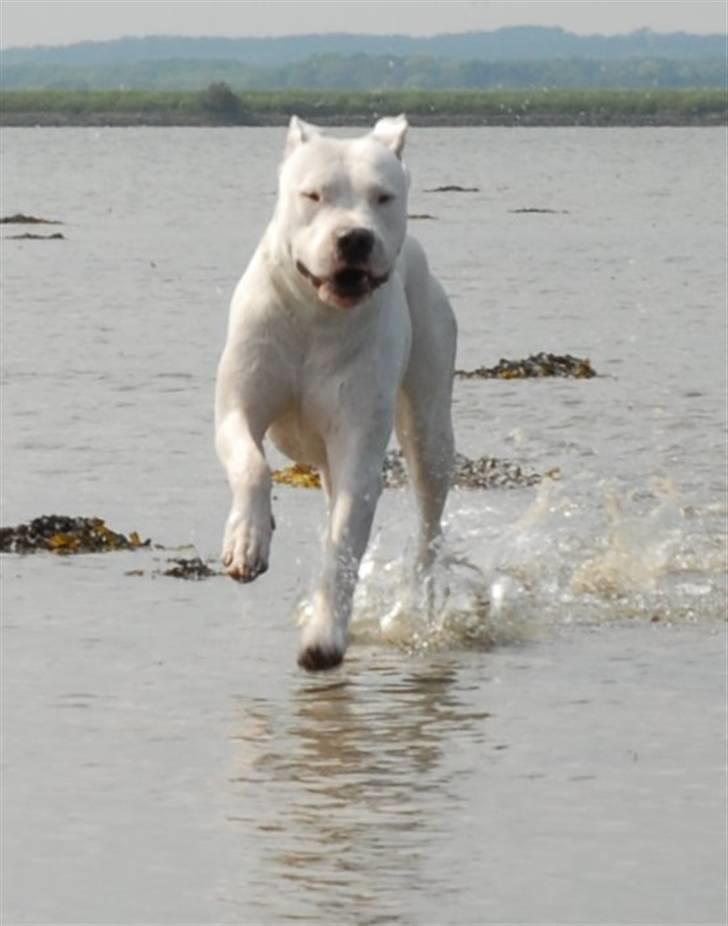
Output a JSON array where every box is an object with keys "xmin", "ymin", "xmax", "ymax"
[{"xmin": 1, "ymin": 127, "xmax": 726, "ymax": 924}]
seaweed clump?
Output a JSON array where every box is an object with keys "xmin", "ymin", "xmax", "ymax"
[
  {"xmin": 456, "ymin": 352, "xmax": 596, "ymax": 379},
  {"xmin": 381, "ymin": 450, "xmax": 546, "ymax": 489},
  {"xmin": 273, "ymin": 450, "xmax": 550, "ymax": 491},
  {"xmin": 425, "ymin": 185, "xmax": 480, "ymax": 193},
  {"xmin": 272, "ymin": 463, "xmax": 324, "ymax": 489},
  {"xmin": 0, "ymin": 515, "xmax": 149, "ymax": 554},
  {"xmin": 162, "ymin": 557, "xmax": 218, "ymax": 579},
  {"xmin": 7, "ymin": 232, "xmax": 65, "ymax": 240},
  {"xmin": 0, "ymin": 213, "xmax": 63, "ymax": 224}
]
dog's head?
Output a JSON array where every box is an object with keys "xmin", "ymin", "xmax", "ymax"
[{"xmin": 273, "ymin": 115, "xmax": 410, "ymax": 310}]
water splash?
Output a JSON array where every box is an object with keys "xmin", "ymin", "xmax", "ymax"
[
  {"xmin": 296, "ymin": 478, "xmax": 726, "ymax": 656},
  {"xmin": 352, "ymin": 545, "xmax": 533, "ymax": 652},
  {"xmin": 347, "ymin": 486, "xmax": 564, "ymax": 652},
  {"xmin": 571, "ymin": 479, "xmax": 684, "ymax": 597}
]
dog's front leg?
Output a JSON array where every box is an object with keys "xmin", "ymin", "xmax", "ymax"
[
  {"xmin": 216, "ymin": 325, "xmax": 292, "ymax": 582},
  {"xmin": 298, "ymin": 440, "xmax": 386, "ymax": 671},
  {"xmin": 216, "ymin": 410, "xmax": 274, "ymax": 582}
]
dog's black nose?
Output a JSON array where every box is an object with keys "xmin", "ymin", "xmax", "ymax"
[{"xmin": 336, "ymin": 228, "xmax": 375, "ymax": 263}]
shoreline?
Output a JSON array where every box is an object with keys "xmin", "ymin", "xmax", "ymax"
[{"xmin": 2, "ymin": 111, "xmax": 725, "ymax": 127}]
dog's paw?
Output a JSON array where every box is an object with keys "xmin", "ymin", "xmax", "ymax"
[
  {"xmin": 297, "ymin": 644, "xmax": 344, "ymax": 672},
  {"xmin": 221, "ymin": 510, "xmax": 273, "ymax": 583},
  {"xmin": 297, "ymin": 620, "xmax": 348, "ymax": 672}
]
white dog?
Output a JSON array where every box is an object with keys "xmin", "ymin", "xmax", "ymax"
[{"xmin": 215, "ymin": 115, "xmax": 456, "ymax": 670}]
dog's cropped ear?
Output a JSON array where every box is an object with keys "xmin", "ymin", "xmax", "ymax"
[
  {"xmin": 285, "ymin": 115, "xmax": 321, "ymax": 158},
  {"xmin": 370, "ymin": 114, "xmax": 408, "ymax": 158}
]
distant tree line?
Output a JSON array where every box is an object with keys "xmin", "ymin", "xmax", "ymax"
[
  {"xmin": 1, "ymin": 53, "xmax": 724, "ymax": 92},
  {"xmin": 2, "ymin": 28, "xmax": 725, "ymax": 67}
]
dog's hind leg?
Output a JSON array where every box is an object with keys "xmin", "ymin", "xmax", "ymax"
[
  {"xmin": 396, "ymin": 385, "xmax": 454, "ymax": 572},
  {"xmin": 396, "ymin": 245, "xmax": 457, "ymax": 571}
]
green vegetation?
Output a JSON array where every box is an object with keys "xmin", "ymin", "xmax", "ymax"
[
  {"xmin": 2, "ymin": 54, "xmax": 725, "ymax": 92},
  {"xmin": 1, "ymin": 87, "xmax": 725, "ymax": 126},
  {"xmin": 0, "ymin": 88, "xmax": 202, "ymax": 116}
]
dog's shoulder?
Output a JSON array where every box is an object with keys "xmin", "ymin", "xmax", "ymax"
[
  {"xmin": 396, "ymin": 234, "xmax": 431, "ymax": 287},
  {"xmin": 228, "ymin": 236, "xmax": 285, "ymax": 320}
]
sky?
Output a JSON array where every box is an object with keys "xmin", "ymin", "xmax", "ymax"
[{"xmin": 1, "ymin": 0, "xmax": 726, "ymax": 48}]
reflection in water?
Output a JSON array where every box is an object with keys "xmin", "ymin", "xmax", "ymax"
[{"xmin": 226, "ymin": 655, "xmax": 491, "ymax": 925}]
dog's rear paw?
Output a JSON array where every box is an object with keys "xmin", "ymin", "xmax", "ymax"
[{"xmin": 222, "ymin": 510, "xmax": 272, "ymax": 583}]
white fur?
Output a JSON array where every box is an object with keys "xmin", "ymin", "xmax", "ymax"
[{"xmin": 215, "ymin": 116, "xmax": 457, "ymax": 670}]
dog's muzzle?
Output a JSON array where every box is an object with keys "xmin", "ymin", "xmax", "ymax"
[{"xmin": 296, "ymin": 260, "xmax": 390, "ymax": 309}]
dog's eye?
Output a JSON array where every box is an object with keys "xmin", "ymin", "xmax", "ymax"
[
  {"xmin": 302, "ymin": 191, "xmax": 321, "ymax": 203},
  {"xmin": 377, "ymin": 193, "xmax": 394, "ymax": 205}
]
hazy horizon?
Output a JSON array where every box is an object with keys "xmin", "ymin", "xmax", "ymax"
[{"xmin": 1, "ymin": 0, "xmax": 726, "ymax": 49}]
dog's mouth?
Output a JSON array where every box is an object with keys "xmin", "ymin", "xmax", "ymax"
[{"xmin": 296, "ymin": 261, "xmax": 389, "ymax": 309}]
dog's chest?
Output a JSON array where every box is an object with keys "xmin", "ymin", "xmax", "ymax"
[
  {"xmin": 262, "ymin": 348, "xmax": 332, "ymax": 465},
  {"xmin": 267, "ymin": 401, "xmax": 327, "ymax": 467}
]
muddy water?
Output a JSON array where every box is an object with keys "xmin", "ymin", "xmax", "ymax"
[{"xmin": 1, "ymin": 127, "xmax": 726, "ymax": 924}]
